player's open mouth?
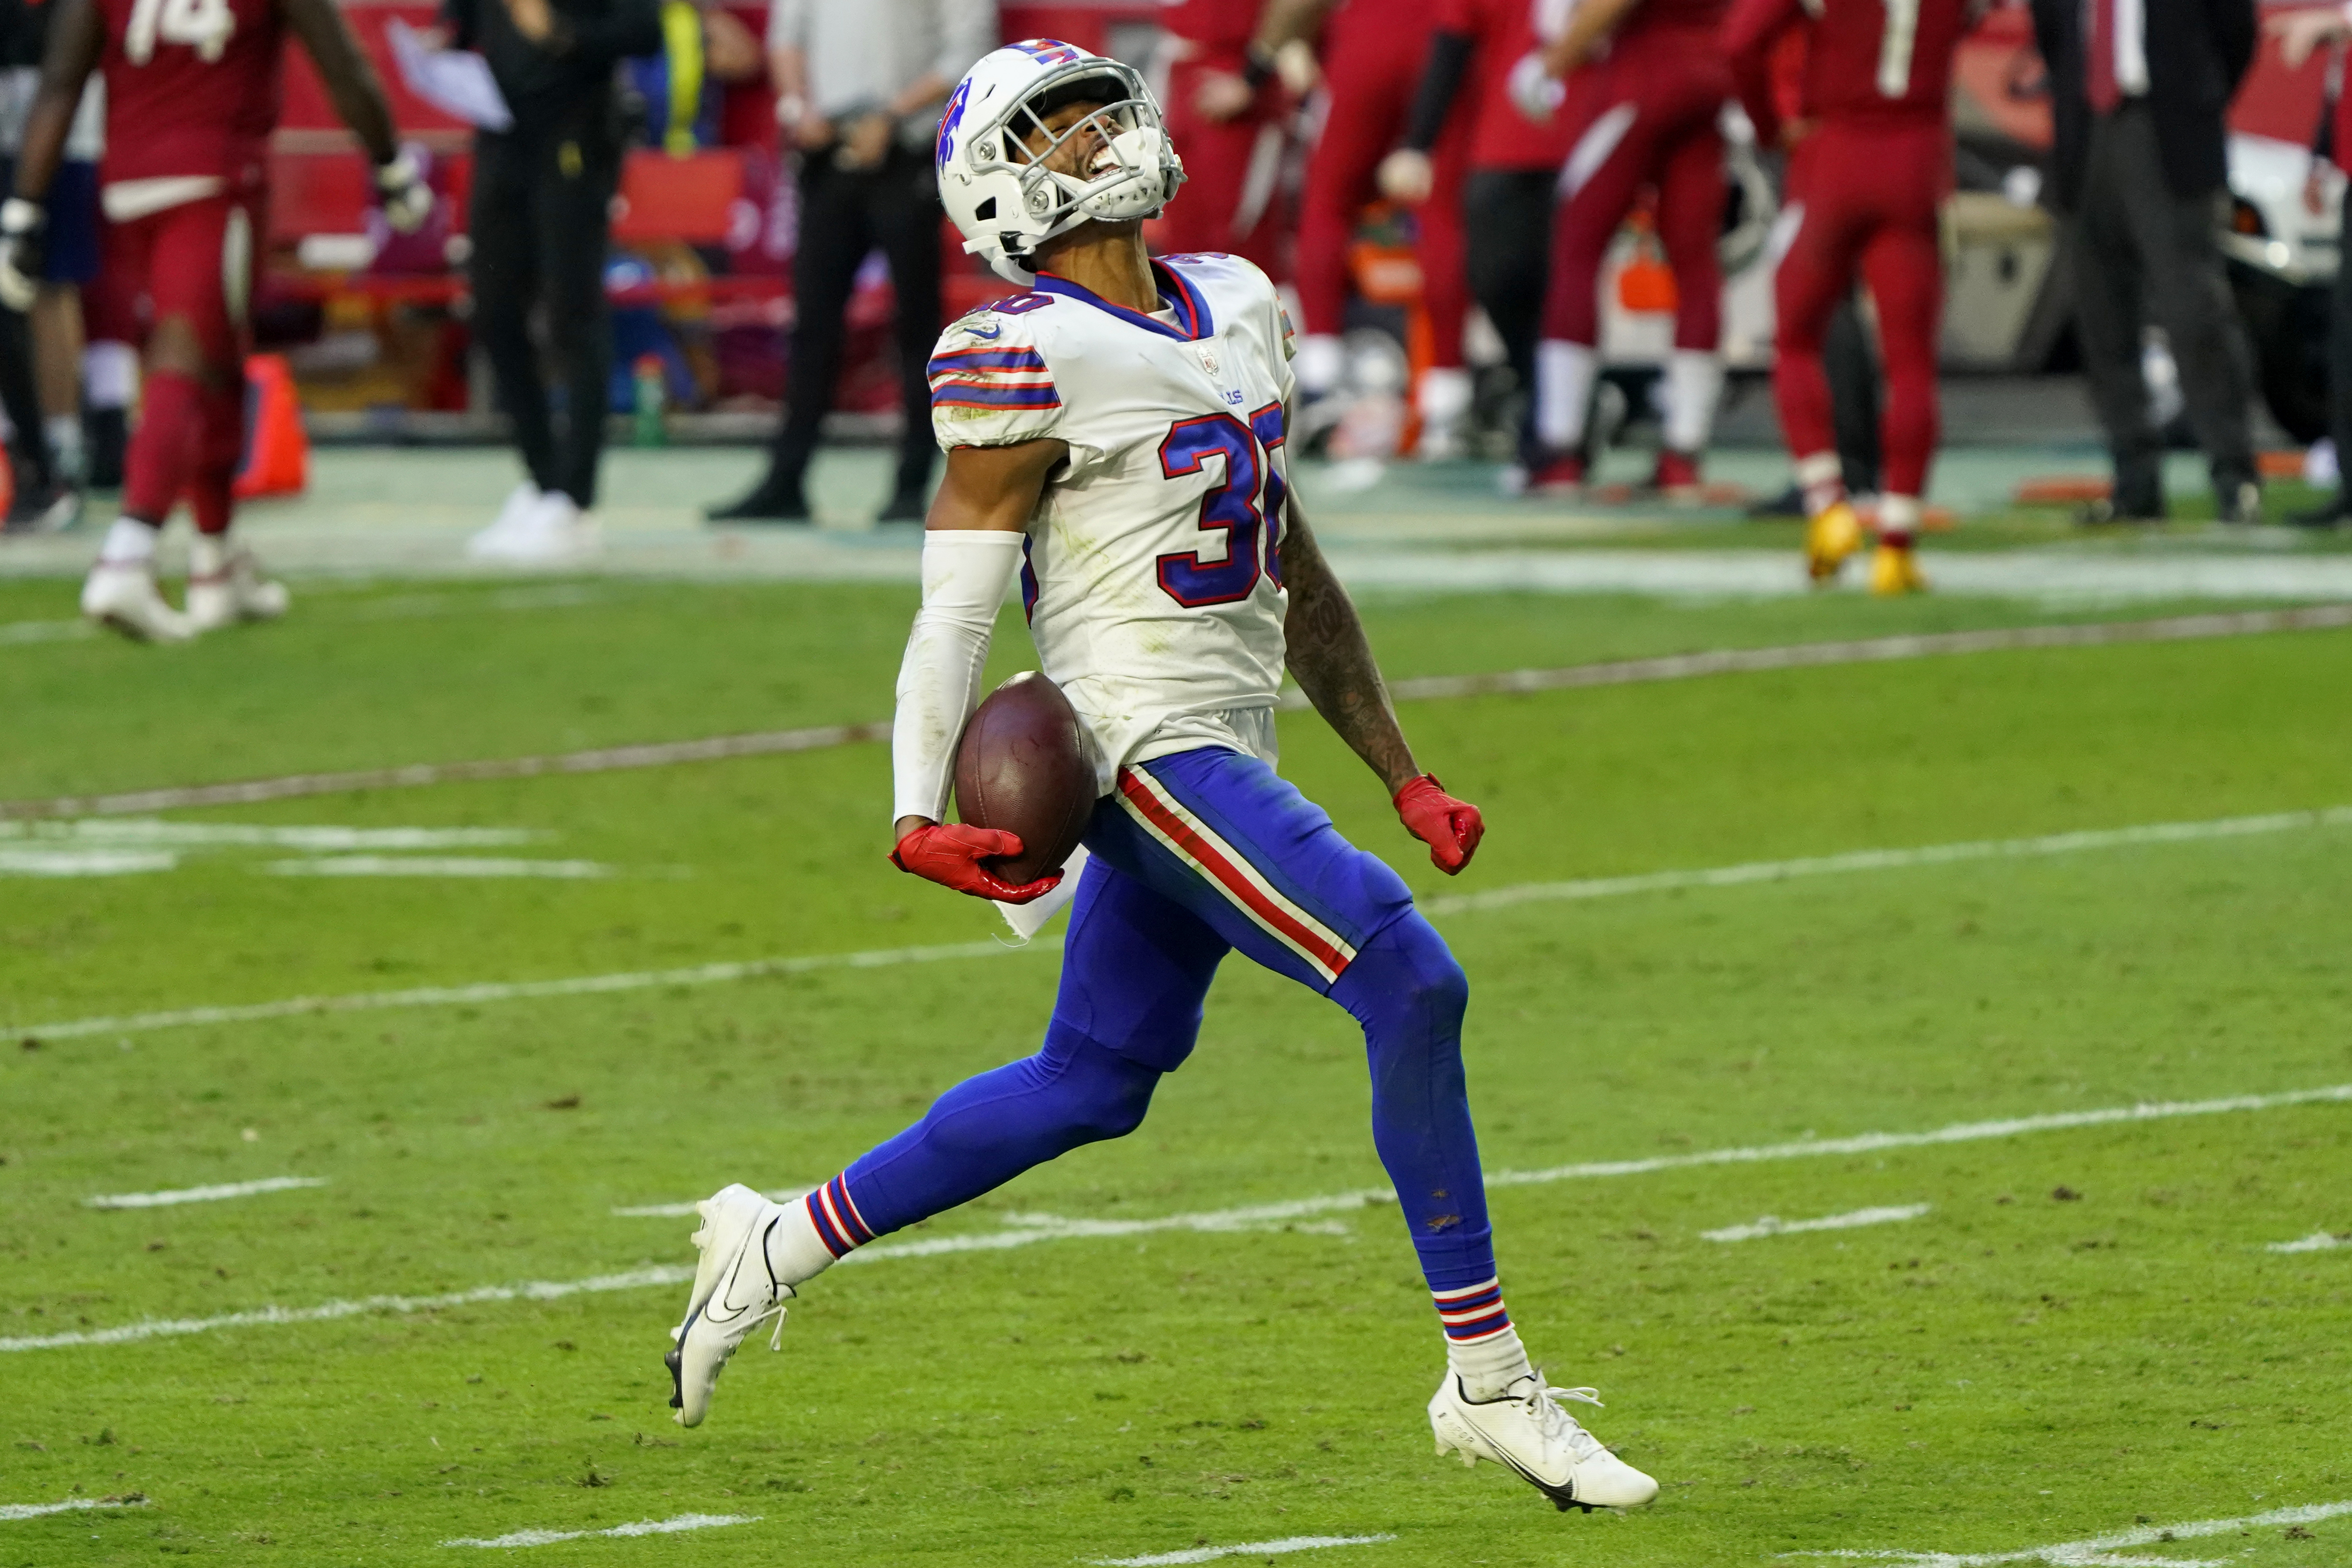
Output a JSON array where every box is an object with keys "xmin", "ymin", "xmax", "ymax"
[{"xmin": 1088, "ymin": 148, "xmax": 1118, "ymax": 175}]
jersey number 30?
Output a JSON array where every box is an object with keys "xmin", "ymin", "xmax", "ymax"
[{"xmin": 1155, "ymin": 403, "xmax": 1287, "ymax": 607}]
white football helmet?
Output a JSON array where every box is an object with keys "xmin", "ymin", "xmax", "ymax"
[{"xmin": 935, "ymin": 39, "xmax": 1185, "ymax": 284}]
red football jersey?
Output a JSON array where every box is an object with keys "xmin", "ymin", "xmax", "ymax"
[
  {"xmin": 1616, "ymin": 0, "xmax": 1729, "ymax": 44},
  {"xmin": 1159, "ymin": 0, "xmax": 1264, "ymax": 50},
  {"xmin": 1434, "ymin": 0, "xmax": 1579, "ymax": 171},
  {"xmin": 1724, "ymin": 0, "xmax": 1972, "ymax": 143},
  {"xmin": 98, "ymin": 0, "xmax": 286, "ymax": 188}
]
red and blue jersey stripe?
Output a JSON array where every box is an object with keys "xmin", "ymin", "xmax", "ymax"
[
  {"xmin": 1433, "ymin": 1276, "xmax": 1513, "ymax": 1343},
  {"xmin": 927, "ymin": 344, "xmax": 1061, "ymax": 413}
]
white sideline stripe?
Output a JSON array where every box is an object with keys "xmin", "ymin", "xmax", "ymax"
[
  {"xmin": 0, "ymin": 618, "xmax": 93, "ymax": 647},
  {"xmin": 1788, "ymin": 1496, "xmax": 2352, "ymax": 1565},
  {"xmin": 0, "ymin": 847, "xmax": 178, "ymax": 877},
  {"xmin": 12, "ymin": 938, "xmax": 1015, "ymax": 1043},
  {"xmin": 2268, "ymin": 1230, "xmax": 2351, "ymax": 1253},
  {"xmin": 0, "ymin": 1496, "xmax": 148, "ymax": 1522},
  {"xmin": 442, "ymin": 1512, "xmax": 759, "ymax": 1549},
  {"xmin": 20, "ymin": 802, "xmax": 2352, "ymax": 1045},
  {"xmin": 0, "ymin": 1264, "xmax": 693, "ymax": 1352},
  {"xmin": 9, "ymin": 1084, "xmax": 2348, "ymax": 1354},
  {"xmin": 1703, "ymin": 1203, "xmax": 1930, "ymax": 1243},
  {"xmin": 1423, "ymin": 806, "xmax": 2352, "ymax": 916},
  {"xmin": 0, "ymin": 820, "xmax": 540, "ymax": 849},
  {"xmin": 8, "ymin": 604, "xmax": 2345, "ymax": 821},
  {"xmin": 86, "ymin": 1175, "xmax": 327, "ymax": 1210},
  {"xmin": 1089, "ymin": 1534, "xmax": 1397, "ymax": 1567},
  {"xmin": 262, "ymin": 856, "xmax": 611, "ymax": 879}
]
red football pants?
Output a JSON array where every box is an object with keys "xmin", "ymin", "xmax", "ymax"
[
  {"xmin": 1772, "ymin": 118, "xmax": 1946, "ymax": 500},
  {"xmin": 105, "ymin": 190, "xmax": 260, "ymax": 532},
  {"xmin": 1293, "ymin": 24, "xmax": 1473, "ymax": 366},
  {"xmin": 1539, "ymin": 33, "xmax": 1727, "ymax": 352},
  {"xmin": 1158, "ymin": 56, "xmax": 1293, "ymax": 275}
]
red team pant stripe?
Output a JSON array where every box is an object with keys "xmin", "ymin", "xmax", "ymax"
[{"xmin": 1116, "ymin": 768, "xmax": 1352, "ymax": 981}]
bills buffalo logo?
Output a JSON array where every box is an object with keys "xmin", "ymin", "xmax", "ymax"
[
  {"xmin": 1009, "ymin": 38, "xmax": 1086, "ymax": 65},
  {"xmin": 936, "ymin": 78, "xmax": 974, "ymax": 170}
]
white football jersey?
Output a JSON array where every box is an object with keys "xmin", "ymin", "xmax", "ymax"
[{"xmin": 927, "ymin": 253, "xmax": 1298, "ymax": 796}]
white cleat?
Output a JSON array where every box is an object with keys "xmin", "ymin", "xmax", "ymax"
[
  {"xmin": 81, "ymin": 560, "xmax": 194, "ymax": 643},
  {"xmin": 467, "ymin": 488, "xmax": 600, "ymax": 566},
  {"xmin": 1429, "ymin": 1371, "xmax": 1661, "ymax": 1512},
  {"xmin": 666, "ymin": 1183, "xmax": 792, "ymax": 1428},
  {"xmin": 186, "ymin": 539, "xmax": 290, "ymax": 631}
]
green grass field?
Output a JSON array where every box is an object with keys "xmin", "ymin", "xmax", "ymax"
[{"xmin": 3, "ymin": 573, "xmax": 2350, "ymax": 1567}]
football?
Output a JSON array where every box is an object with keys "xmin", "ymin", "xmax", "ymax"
[{"xmin": 953, "ymin": 671, "xmax": 1096, "ymax": 886}]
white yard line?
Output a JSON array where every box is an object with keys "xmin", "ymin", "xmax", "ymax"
[
  {"xmin": 1702, "ymin": 1204, "xmax": 1931, "ymax": 1243},
  {"xmin": 1088, "ymin": 1534, "xmax": 1397, "ymax": 1567},
  {"xmin": 262, "ymin": 856, "xmax": 611, "ymax": 879},
  {"xmin": 86, "ymin": 1176, "xmax": 326, "ymax": 1210},
  {"xmin": 0, "ymin": 821, "xmax": 540, "ymax": 849},
  {"xmin": 0, "ymin": 1265, "xmax": 692, "ymax": 1353},
  {"xmin": 441, "ymin": 1512, "xmax": 759, "ymax": 1549},
  {"xmin": 1424, "ymin": 806, "xmax": 2352, "ymax": 916},
  {"xmin": 6, "ymin": 604, "xmax": 2345, "ymax": 822},
  {"xmin": 14, "ymin": 1082, "xmax": 2345, "ymax": 1355},
  {"xmin": 18, "ymin": 803, "xmax": 2352, "ymax": 1045},
  {"xmin": 0, "ymin": 847, "xmax": 179, "ymax": 877},
  {"xmin": 0, "ymin": 619, "xmax": 93, "ymax": 647},
  {"xmin": 0, "ymin": 1496, "xmax": 148, "ymax": 1522},
  {"xmin": 2268, "ymin": 1231, "xmax": 2350, "ymax": 1253},
  {"xmin": 1788, "ymin": 1496, "xmax": 2352, "ymax": 1566},
  {"xmin": 13, "ymin": 939, "xmax": 1015, "ymax": 1043}
]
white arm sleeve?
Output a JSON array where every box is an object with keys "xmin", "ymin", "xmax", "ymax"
[{"xmin": 891, "ymin": 529, "xmax": 1026, "ymax": 826}]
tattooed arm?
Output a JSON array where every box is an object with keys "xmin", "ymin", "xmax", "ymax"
[{"xmin": 1278, "ymin": 497, "xmax": 1420, "ymax": 794}]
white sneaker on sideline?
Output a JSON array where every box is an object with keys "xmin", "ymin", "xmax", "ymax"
[
  {"xmin": 1429, "ymin": 1371, "xmax": 1660, "ymax": 1512},
  {"xmin": 468, "ymin": 488, "xmax": 598, "ymax": 565},
  {"xmin": 186, "ymin": 537, "xmax": 290, "ymax": 631},
  {"xmin": 81, "ymin": 560, "xmax": 194, "ymax": 643},
  {"xmin": 472, "ymin": 482, "xmax": 542, "ymax": 546},
  {"xmin": 666, "ymin": 1183, "xmax": 793, "ymax": 1428}
]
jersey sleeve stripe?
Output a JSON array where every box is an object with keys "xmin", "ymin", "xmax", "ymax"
[
  {"xmin": 929, "ymin": 384, "xmax": 1063, "ymax": 410},
  {"xmin": 926, "ymin": 347, "xmax": 1050, "ymax": 375}
]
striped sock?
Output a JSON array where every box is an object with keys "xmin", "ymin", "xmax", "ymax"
[
  {"xmin": 1434, "ymin": 1277, "xmax": 1533, "ymax": 1401},
  {"xmin": 760, "ymin": 1174, "xmax": 878, "ymax": 1290}
]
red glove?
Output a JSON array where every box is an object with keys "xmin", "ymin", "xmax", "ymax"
[
  {"xmin": 1394, "ymin": 774, "xmax": 1484, "ymax": 875},
  {"xmin": 889, "ymin": 824, "xmax": 1063, "ymax": 904}
]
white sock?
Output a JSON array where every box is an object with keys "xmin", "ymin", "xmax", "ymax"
[
  {"xmin": 1535, "ymin": 339, "xmax": 1596, "ymax": 451},
  {"xmin": 45, "ymin": 415, "xmax": 85, "ymax": 483},
  {"xmin": 1295, "ymin": 333, "xmax": 1345, "ymax": 399},
  {"xmin": 84, "ymin": 341, "xmax": 138, "ymax": 410},
  {"xmin": 760, "ymin": 1177, "xmax": 878, "ymax": 1291},
  {"xmin": 1664, "ymin": 349, "xmax": 1723, "ymax": 454},
  {"xmin": 189, "ymin": 531, "xmax": 232, "ymax": 579},
  {"xmin": 1795, "ymin": 451, "xmax": 1845, "ymax": 518},
  {"xmin": 1416, "ymin": 366, "xmax": 1473, "ymax": 425},
  {"xmin": 1434, "ymin": 1277, "xmax": 1536, "ymax": 1400},
  {"xmin": 1879, "ymin": 493, "xmax": 1922, "ymax": 545},
  {"xmin": 100, "ymin": 517, "xmax": 158, "ymax": 565}
]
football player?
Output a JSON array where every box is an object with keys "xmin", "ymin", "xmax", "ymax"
[
  {"xmin": 1725, "ymin": 0, "xmax": 1977, "ymax": 591},
  {"xmin": 1264, "ymin": 0, "xmax": 1479, "ymax": 457},
  {"xmin": 1154, "ymin": 0, "xmax": 1297, "ymax": 272},
  {"xmin": 665, "ymin": 38, "xmax": 1660, "ymax": 1516},
  {"xmin": 1521, "ymin": 0, "xmax": 1732, "ymax": 495},
  {"xmin": 0, "ymin": 0, "xmax": 430, "ymax": 640}
]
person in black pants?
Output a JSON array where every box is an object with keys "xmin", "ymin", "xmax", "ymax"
[
  {"xmin": 710, "ymin": 142, "xmax": 944, "ymax": 522},
  {"xmin": 452, "ymin": 0, "xmax": 659, "ymax": 565},
  {"xmin": 2271, "ymin": 4, "xmax": 2352, "ymax": 529},
  {"xmin": 2030, "ymin": 0, "xmax": 2259, "ymax": 524}
]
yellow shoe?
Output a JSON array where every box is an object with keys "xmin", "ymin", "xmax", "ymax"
[
  {"xmin": 1869, "ymin": 542, "xmax": 1927, "ymax": 595},
  {"xmin": 1804, "ymin": 501, "xmax": 1863, "ymax": 583}
]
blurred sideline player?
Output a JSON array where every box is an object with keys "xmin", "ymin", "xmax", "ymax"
[
  {"xmin": 1263, "ymin": 0, "xmax": 1478, "ymax": 457},
  {"xmin": 1523, "ymin": 0, "xmax": 1731, "ymax": 495},
  {"xmin": 1725, "ymin": 0, "xmax": 1975, "ymax": 592},
  {"xmin": 665, "ymin": 38, "xmax": 1661, "ymax": 1516},
  {"xmin": 0, "ymin": 0, "xmax": 95, "ymax": 531},
  {"xmin": 0, "ymin": 0, "xmax": 429, "ymax": 640},
  {"xmin": 1390, "ymin": 0, "xmax": 1581, "ymax": 473},
  {"xmin": 1514, "ymin": 0, "xmax": 1740, "ymax": 493},
  {"xmin": 1155, "ymin": 0, "xmax": 1294, "ymax": 271}
]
